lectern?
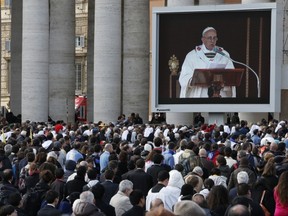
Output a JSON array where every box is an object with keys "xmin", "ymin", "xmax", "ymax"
[{"xmin": 190, "ymin": 68, "xmax": 245, "ymax": 97}]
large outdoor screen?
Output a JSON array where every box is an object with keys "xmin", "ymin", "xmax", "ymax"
[{"xmin": 151, "ymin": 3, "xmax": 282, "ymax": 113}]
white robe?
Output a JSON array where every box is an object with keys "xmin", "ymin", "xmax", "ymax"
[{"xmin": 179, "ymin": 44, "xmax": 236, "ymax": 98}]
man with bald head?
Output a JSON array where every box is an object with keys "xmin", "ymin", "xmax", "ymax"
[
  {"xmin": 199, "ymin": 148, "xmax": 214, "ymax": 178},
  {"xmin": 100, "ymin": 143, "xmax": 113, "ymax": 172},
  {"xmin": 227, "ymin": 204, "xmax": 251, "ymax": 216},
  {"xmin": 179, "ymin": 26, "xmax": 235, "ymax": 98}
]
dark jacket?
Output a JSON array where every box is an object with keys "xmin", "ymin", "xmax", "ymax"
[
  {"xmin": 123, "ymin": 206, "xmax": 145, "ymax": 216},
  {"xmin": 101, "ymin": 180, "xmax": 118, "ymax": 205},
  {"xmin": 96, "ymin": 198, "xmax": 116, "ymax": 216},
  {"xmin": 50, "ymin": 178, "xmax": 65, "ymax": 201},
  {"xmin": 126, "ymin": 168, "xmax": 153, "ymax": 196},
  {"xmin": 252, "ymin": 175, "xmax": 278, "ymax": 215},
  {"xmin": 147, "ymin": 164, "xmax": 171, "ymax": 186},
  {"xmin": 231, "ymin": 196, "xmax": 265, "ymax": 216},
  {"xmin": 25, "ymin": 171, "xmax": 40, "ymax": 192},
  {"xmin": 15, "ymin": 207, "xmax": 28, "ymax": 216},
  {"xmin": 33, "ymin": 180, "xmax": 51, "ymax": 202},
  {"xmin": 200, "ymin": 157, "xmax": 215, "ymax": 176},
  {"xmin": 116, "ymin": 161, "xmax": 128, "ymax": 177},
  {"xmin": 228, "ymin": 164, "xmax": 256, "ymax": 191},
  {"xmin": 37, "ymin": 204, "xmax": 61, "ymax": 216},
  {"xmin": 219, "ymin": 165, "xmax": 231, "ymax": 180},
  {"xmin": 64, "ymin": 175, "xmax": 86, "ymax": 197}
]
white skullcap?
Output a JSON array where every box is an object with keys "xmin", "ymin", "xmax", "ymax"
[{"xmin": 202, "ymin": 27, "xmax": 216, "ymax": 36}]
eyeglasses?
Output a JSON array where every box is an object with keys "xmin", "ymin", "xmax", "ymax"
[{"xmin": 204, "ymin": 36, "xmax": 218, "ymax": 41}]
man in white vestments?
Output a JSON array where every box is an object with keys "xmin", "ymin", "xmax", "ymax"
[{"xmin": 179, "ymin": 27, "xmax": 236, "ymax": 98}]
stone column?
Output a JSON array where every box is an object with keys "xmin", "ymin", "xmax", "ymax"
[
  {"xmin": 49, "ymin": 0, "xmax": 75, "ymax": 123},
  {"xmin": 94, "ymin": 0, "xmax": 122, "ymax": 123},
  {"xmin": 87, "ymin": 0, "xmax": 95, "ymax": 122},
  {"xmin": 122, "ymin": 0, "xmax": 150, "ymax": 123},
  {"xmin": 10, "ymin": 0, "xmax": 23, "ymax": 116},
  {"xmin": 21, "ymin": 0, "xmax": 49, "ymax": 122},
  {"xmin": 165, "ymin": 0, "xmax": 195, "ymax": 125}
]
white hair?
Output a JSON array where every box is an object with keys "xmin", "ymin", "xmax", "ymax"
[
  {"xmin": 104, "ymin": 143, "xmax": 112, "ymax": 151},
  {"xmin": 119, "ymin": 180, "xmax": 133, "ymax": 193},
  {"xmin": 80, "ymin": 191, "xmax": 94, "ymax": 204}
]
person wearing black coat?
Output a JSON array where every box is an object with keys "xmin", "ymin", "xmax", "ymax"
[
  {"xmin": 125, "ymin": 159, "xmax": 153, "ymax": 197},
  {"xmin": 37, "ymin": 190, "xmax": 61, "ymax": 216},
  {"xmin": 100, "ymin": 170, "xmax": 118, "ymax": 205},
  {"xmin": 64, "ymin": 165, "xmax": 87, "ymax": 197},
  {"xmin": 0, "ymin": 169, "xmax": 18, "ymax": 193},
  {"xmin": 231, "ymin": 183, "xmax": 265, "ymax": 216},
  {"xmin": 146, "ymin": 154, "xmax": 171, "ymax": 186},
  {"xmin": 0, "ymin": 150, "xmax": 12, "ymax": 176},
  {"xmin": 123, "ymin": 190, "xmax": 146, "ymax": 216},
  {"xmin": 7, "ymin": 192, "xmax": 28, "ymax": 216},
  {"xmin": 90, "ymin": 183, "xmax": 116, "ymax": 216},
  {"xmin": 24, "ymin": 163, "xmax": 40, "ymax": 193},
  {"xmin": 251, "ymin": 158, "xmax": 278, "ymax": 215},
  {"xmin": 50, "ymin": 168, "xmax": 65, "ymax": 201},
  {"xmin": 32, "ymin": 169, "xmax": 54, "ymax": 200}
]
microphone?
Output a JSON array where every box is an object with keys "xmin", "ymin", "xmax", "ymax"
[
  {"xmin": 213, "ymin": 46, "xmax": 226, "ymax": 56},
  {"xmin": 213, "ymin": 46, "xmax": 260, "ymax": 98}
]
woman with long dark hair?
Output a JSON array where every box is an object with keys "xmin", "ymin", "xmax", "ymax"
[
  {"xmin": 207, "ymin": 185, "xmax": 229, "ymax": 216},
  {"xmin": 253, "ymin": 157, "xmax": 278, "ymax": 215}
]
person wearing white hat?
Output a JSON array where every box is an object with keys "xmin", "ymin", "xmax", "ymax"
[{"xmin": 179, "ymin": 26, "xmax": 235, "ymax": 98}]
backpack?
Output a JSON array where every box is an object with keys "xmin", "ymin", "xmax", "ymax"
[
  {"xmin": 11, "ymin": 157, "xmax": 20, "ymax": 188},
  {"xmin": 90, "ymin": 154, "xmax": 101, "ymax": 176},
  {"xmin": 22, "ymin": 188, "xmax": 46, "ymax": 216},
  {"xmin": 180, "ymin": 157, "xmax": 191, "ymax": 176}
]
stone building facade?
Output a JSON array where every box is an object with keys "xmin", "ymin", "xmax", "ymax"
[{"xmin": 0, "ymin": 0, "xmax": 89, "ymax": 108}]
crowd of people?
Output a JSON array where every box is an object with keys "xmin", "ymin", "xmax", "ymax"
[{"xmin": 0, "ymin": 113, "xmax": 287, "ymax": 216}]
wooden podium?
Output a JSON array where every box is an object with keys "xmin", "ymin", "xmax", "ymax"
[{"xmin": 190, "ymin": 68, "xmax": 244, "ymax": 97}]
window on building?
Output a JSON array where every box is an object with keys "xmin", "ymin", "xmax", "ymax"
[
  {"xmin": 4, "ymin": 0, "xmax": 12, "ymax": 8},
  {"xmin": 5, "ymin": 40, "xmax": 11, "ymax": 52},
  {"xmin": 75, "ymin": 63, "xmax": 82, "ymax": 91},
  {"xmin": 75, "ymin": 36, "xmax": 85, "ymax": 48}
]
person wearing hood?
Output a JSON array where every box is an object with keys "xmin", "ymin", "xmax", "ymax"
[
  {"xmin": 156, "ymin": 169, "xmax": 184, "ymax": 211},
  {"xmin": 72, "ymin": 191, "xmax": 105, "ymax": 216}
]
